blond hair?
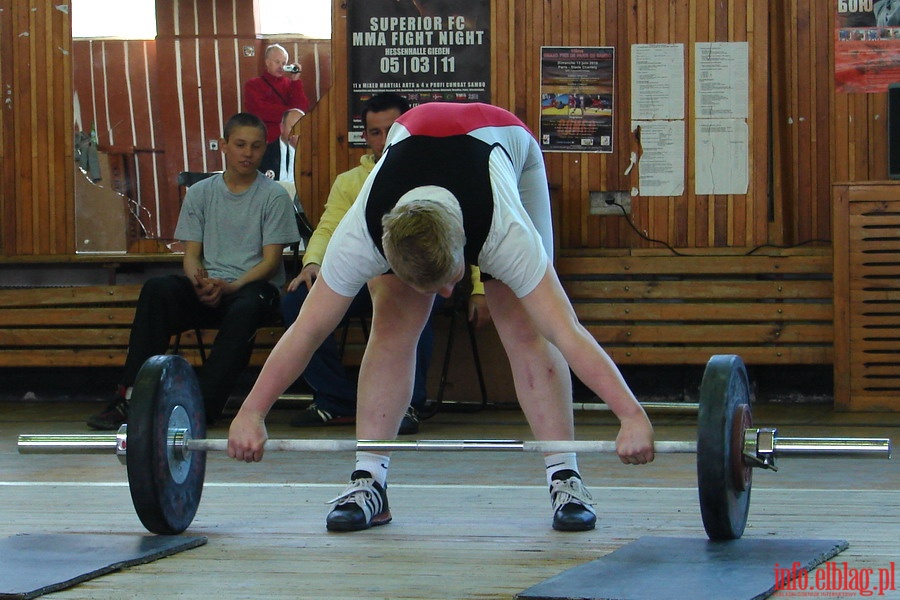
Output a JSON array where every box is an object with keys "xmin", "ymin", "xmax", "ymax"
[{"xmin": 382, "ymin": 199, "xmax": 465, "ymax": 290}]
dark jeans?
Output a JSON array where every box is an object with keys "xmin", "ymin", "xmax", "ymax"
[
  {"xmin": 122, "ymin": 275, "xmax": 280, "ymax": 421},
  {"xmin": 281, "ymin": 283, "xmax": 439, "ymax": 416}
]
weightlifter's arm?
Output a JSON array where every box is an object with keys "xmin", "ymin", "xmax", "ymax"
[
  {"xmin": 520, "ymin": 266, "xmax": 655, "ymax": 465},
  {"xmin": 227, "ymin": 279, "xmax": 353, "ymax": 462}
]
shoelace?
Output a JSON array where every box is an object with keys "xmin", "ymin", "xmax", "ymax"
[
  {"xmin": 310, "ymin": 405, "xmax": 334, "ymax": 423},
  {"xmin": 327, "ymin": 478, "xmax": 384, "ymax": 520},
  {"xmin": 550, "ymin": 477, "xmax": 596, "ymax": 511}
]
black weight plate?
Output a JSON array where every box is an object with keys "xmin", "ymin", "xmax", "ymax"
[
  {"xmin": 697, "ymin": 354, "xmax": 752, "ymax": 541},
  {"xmin": 126, "ymin": 354, "xmax": 206, "ymax": 534}
]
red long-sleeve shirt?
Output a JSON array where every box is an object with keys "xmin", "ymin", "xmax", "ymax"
[{"xmin": 243, "ymin": 72, "xmax": 310, "ymax": 143}]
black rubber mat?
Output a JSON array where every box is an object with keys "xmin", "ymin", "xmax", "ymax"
[
  {"xmin": 0, "ymin": 533, "xmax": 207, "ymax": 599},
  {"xmin": 517, "ymin": 536, "xmax": 848, "ymax": 600}
]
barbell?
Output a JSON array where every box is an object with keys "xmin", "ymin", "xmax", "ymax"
[{"xmin": 17, "ymin": 354, "xmax": 892, "ymax": 540}]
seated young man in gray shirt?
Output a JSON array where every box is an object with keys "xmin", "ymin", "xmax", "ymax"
[{"xmin": 87, "ymin": 112, "xmax": 300, "ymax": 430}]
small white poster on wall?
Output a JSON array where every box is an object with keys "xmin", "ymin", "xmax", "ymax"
[
  {"xmin": 695, "ymin": 42, "xmax": 748, "ymax": 119},
  {"xmin": 695, "ymin": 119, "xmax": 749, "ymax": 195},
  {"xmin": 631, "ymin": 44, "xmax": 684, "ymax": 120},
  {"xmin": 631, "ymin": 120, "xmax": 685, "ymax": 197}
]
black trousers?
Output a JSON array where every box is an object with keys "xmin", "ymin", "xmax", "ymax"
[{"xmin": 121, "ymin": 274, "xmax": 280, "ymax": 420}]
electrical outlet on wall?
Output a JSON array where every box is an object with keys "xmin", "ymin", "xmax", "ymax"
[
  {"xmin": 208, "ymin": 139, "xmax": 219, "ymax": 151},
  {"xmin": 589, "ymin": 191, "xmax": 631, "ymax": 215}
]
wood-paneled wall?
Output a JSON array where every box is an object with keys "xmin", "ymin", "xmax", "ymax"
[
  {"xmin": 300, "ymin": 0, "xmax": 891, "ymax": 253},
  {"xmin": 0, "ymin": 0, "xmax": 896, "ymax": 258},
  {"xmin": 0, "ymin": 0, "xmax": 73, "ymax": 256},
  {"xmin": 71, "ymin": 2, "xmax": 331, "ymax": 241}
]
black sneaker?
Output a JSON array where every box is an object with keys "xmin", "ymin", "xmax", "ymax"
[
  {"xmin": 550, "ymin": 470, "xmax": 597, "ymax": 532},
  {"xmin": 86, "ymin": 396, "xmax": 129, "ymax": 431},
  {"xmin": 398, "ymin": 406, "xmax": 420, "ymax": 435},
  {"xmin": 326, "ymin": 470, "xmax": 391, "ymax": 532},
  {"xmin": 290, "ymin": 402, "xmax": 355, "ymax": 427}
]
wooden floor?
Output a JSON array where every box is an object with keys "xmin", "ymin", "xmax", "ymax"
[{"xmin": 1, "ymin": 400, "xmax": 897, "ymax": 599}]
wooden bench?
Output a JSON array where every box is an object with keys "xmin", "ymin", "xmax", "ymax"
[
  {"xmin": 0, "ymin": 251, "xmax": 834, "ymax": 371},
  {"xmin": 556, "ymin": 252, "xmax": 834, "ymax": 366},
  {"xmin": 0, "ymin": 285, "xmax": 308, "ymax": 368}
]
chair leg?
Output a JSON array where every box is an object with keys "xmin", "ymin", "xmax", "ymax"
[
  {"xmin": 359, "ymin": 317, "xmax": 369, "ymax": 341},
  {"xmin": 171, "ymin": 329, "xmax": 206, "ymax": 365},
  {"xmin": 338, "ymin": 321, "xmax": 350, "ymax": 361},
  {"xmin": 338, "ymin": 317, "xmax": 369, "ymax": 361},
  {"xmin": 435, "ymin": 298, "xmax": 460, "ymax": 406},
  {"xmin": 465, "ymin": 314, "xmax": 488, "ymax": 407},
  {"xmin": 434, "ymin": 291, "xmax": 488, "ymax": 412},
  {"xmin": 195, "ymin": 329, "xmax": 207, "ymax": 364}
]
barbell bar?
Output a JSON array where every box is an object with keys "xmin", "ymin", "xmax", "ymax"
[
  {"xmin": 16, "ymin": 354, "xmax": 893, "ymax": 541},
  {"xmin": 18, "ymin": 432, "xmax": 891, "ymax": 457},
  {"xmin": 573, "ymin": 401, "xmax": 701, "ymax": 414}
]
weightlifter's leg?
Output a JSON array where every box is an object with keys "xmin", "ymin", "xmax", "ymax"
[
  {"xmin": 326, "ymin": 274, "xmax": 433, "ymax": 532},
  {"xmin": 484, "ymin": 279, "xmax": 596, "ymax": 531}
]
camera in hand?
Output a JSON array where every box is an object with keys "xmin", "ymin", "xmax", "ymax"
[{"xmin": 283, "ymin": 64, "xmax": 300, "ymax": 74}]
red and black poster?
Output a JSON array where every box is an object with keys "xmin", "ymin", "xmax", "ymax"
[
  {"xmin": 835, "ymin": 0, "xmax": 900, "ymax": 93},
  {"xmin": 347, "ymin": 0, "xmax": 491, "ymax": 145}
]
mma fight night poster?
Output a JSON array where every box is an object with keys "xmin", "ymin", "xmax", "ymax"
[
  {"xmin": 347, "ymin": 0, "xmax": 491, "ymax": 146},
  {"xmin": 835, "ymin": 0, "xmax": 900, "ymax": 93}
]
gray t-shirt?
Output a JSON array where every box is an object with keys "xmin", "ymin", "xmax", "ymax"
[{"xmin": 174, "ymin": 173, "xmax": 299, "ymax": 289}]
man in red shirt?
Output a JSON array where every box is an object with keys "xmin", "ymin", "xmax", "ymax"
[{"xmin": 243, "ymin": 44, "xmax": 310, "ymax": 143}]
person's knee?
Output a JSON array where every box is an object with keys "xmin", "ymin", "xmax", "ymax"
[
  {"xmin": 227, "ymin": 283, "xmax": 279, "ymax": 323},
  {"xmin": 495, "ymin": 309, "xmax": 544, "ymax": 348},
  {"xmin": 139, "ymin": 274, "xmax": 182, "ymax": 299},
  {"xmin": 135, "ymin": 275, "xmax": 189, "ymax": 313}
]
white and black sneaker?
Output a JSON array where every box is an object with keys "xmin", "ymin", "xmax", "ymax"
[
  {"xmin": 398, "ymin": 406, "xmax": 420, "ymax": 435},
  {"xmin": 290, "ymin": 402, "xmax": 355, "ymax": 427},
  {"xmin": 550, "ymin": 470, "xmax": 597, "ymax": 531},
  {"xmin": 86, "ymin": 394, "xmax": 129, "ymax": 431},
  {"xmin": 326, "ymin": 470, "xmax": 392, "ymax": 532}
]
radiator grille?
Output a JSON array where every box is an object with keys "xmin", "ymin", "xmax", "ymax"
[{"xmin": 849, "ymin": 203, "xmax": 900, "ymax": 397}]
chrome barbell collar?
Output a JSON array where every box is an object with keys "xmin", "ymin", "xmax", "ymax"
[
  {"xmin": 116, "ymin": 424, "xmax": 128, "ymax": 466},
  {"xmin": 743, "ymin": 427, "xmax": 778, "ymax": 471}
]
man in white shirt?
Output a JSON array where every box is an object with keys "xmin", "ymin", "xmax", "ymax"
[
  {"xmin": 227, "ymin": 102, "xmax": 655, "ymax": 534},
  {"xmin": 259, "ymin": 108, "xmax": 304, "ymax": 181}
]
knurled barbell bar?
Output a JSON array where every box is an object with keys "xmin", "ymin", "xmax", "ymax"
[{"xmin": 17, "ymin": 354, "xmax": 892, "ymax": 540}]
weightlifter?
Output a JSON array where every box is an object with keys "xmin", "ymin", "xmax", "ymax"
[{"xmin": 227, "ymin": 102, "xmax": 655, "ymax": 532}]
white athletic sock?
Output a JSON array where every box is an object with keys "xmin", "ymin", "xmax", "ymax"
[
  {"xmin": 545, "ymin": 452, "xmax": 579, "ymax": 487},
  {"xmin": 355, "ymin": 452, "xmax": 390, "ymax": 487}
]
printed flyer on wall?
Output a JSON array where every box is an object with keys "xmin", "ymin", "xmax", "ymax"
[{"xmin": 539, "ymin": 46, "xmax": 615, "ymax": 153}]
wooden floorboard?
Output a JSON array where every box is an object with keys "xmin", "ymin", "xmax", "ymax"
[{"xmin": 0, "ymin": 401, "xmax": 897, "ymax": 599}]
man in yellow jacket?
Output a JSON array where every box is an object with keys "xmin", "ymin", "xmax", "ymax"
[{"xmin": 282, "ymin": 93, "xmax": 489, "ymax": 434}]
